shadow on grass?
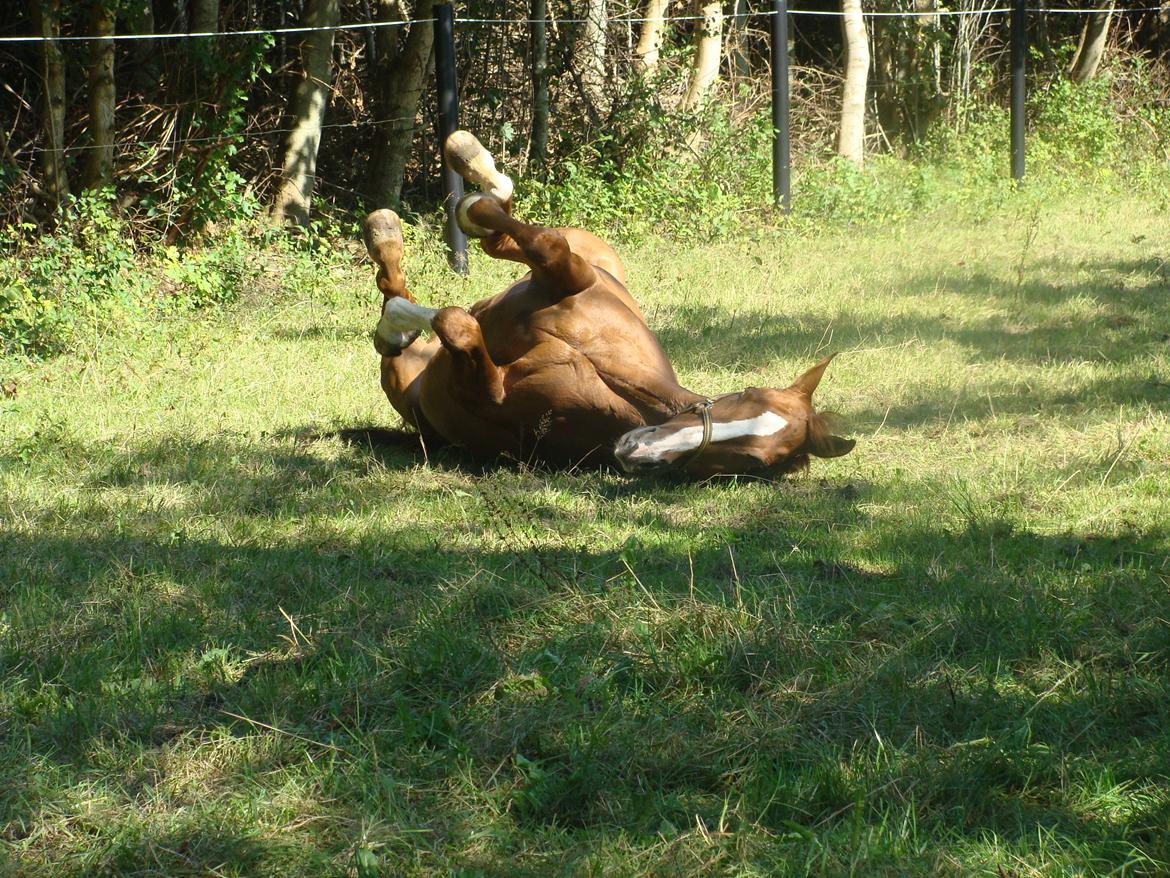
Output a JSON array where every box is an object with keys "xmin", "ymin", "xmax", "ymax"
[
  {"xmin": 655, "ymin": 264, "xmax": 1170, "ymax": 422},
  {"xmin": 2, "ymin": 430, "xmax": 1168, "ymax": 874}
]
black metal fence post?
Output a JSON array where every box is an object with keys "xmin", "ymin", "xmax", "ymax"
[
  {"xmin": 433, "ymin": 3, "xmax": 468, "ymax": 274},
  {"xmin": 1011, "ymin": 0, "xmax": 1027, "ymax": 182},
  {"xmin": 771, "ymin": 0, "xmax": 791, "ymax": 212}
]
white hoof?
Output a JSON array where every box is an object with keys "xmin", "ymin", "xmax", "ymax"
[
  {"xmin": 455, "ymin": 193, "xmax": 496, "ymax": 238},
  {"xmin": 445, "ymin": 130, "xmax": 514, "ymax": 202}
]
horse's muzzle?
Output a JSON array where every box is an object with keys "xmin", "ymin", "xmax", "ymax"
[{"xmin": 614, "ymin": 428, "xmax": 670, "ymax": 473}]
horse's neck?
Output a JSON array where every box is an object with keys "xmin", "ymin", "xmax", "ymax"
[{"xmin": 631, "ymin": 379, "xmax": 706, "ymax": 424}]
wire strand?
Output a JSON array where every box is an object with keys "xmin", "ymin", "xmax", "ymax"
[
  {"xmin": 2, "ymin": 5, "xmax": 1164, "ymax": 43},
  {"xmin": 14, "ymin": 114, "xmax": 417, "ymax": 155}
]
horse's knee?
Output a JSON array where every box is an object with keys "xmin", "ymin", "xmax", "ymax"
[
  {"xmin": 433, "ymin": 307, "xmax": 481, "ymax": 353},
  {"xmin": 433, "ymin": 308, "xmax": 505, "ymax": 404},
  {"xmin": 527, "ymin": 229, "xmax": 571, "ymax": 273}
]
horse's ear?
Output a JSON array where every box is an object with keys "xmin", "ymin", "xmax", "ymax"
[
  {"xmin": 805, "ymin": 410, "xmax": 855, "ymax": 458},
  {"xmin": 790, "ymin": 353, "xmax": 837, "ymax": 398},
  {"xmin": 808, "ymin": 433, "xmax": 856, "ymax": 458}
]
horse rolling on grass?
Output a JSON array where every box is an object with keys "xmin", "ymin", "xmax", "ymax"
[{"xmin": 368, "ymin": 131, "xmax": 854, "ymax": 479}]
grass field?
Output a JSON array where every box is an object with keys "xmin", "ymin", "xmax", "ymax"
[{"xmin": 1, "ymin": 183, "xmax": 1169, "ymax": 876}]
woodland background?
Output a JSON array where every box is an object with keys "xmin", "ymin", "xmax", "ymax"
[{"xmin": 0, "ymin": 1, "xmax": 1168, "ymax": 353}]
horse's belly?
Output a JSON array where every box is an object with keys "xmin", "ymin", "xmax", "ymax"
[
  {"xmin": 503, "ymin": 355, "xmax": 647, "ymax": 465},
  {"xmin": 418, "ymin": 346, "xmax": 645, "ymax": 465}
]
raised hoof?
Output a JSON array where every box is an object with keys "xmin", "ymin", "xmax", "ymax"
[
  {"xmin": 455, "ymin": 193, "xmax": 499, "ymax": 238},
  {"xmin": 373, "ymin": 328, "xmax": 421, "ymax": 358},
  {"xmin": 363, "ymin": 209, "xmax": 406, "ymax": 296},
  {"xmin": 444, "ymin": 130, "xmax": 514, "ymax": 202},
  {"xmin": 363, "ymin": 209, "xmax": 403, "ymax": 259}
]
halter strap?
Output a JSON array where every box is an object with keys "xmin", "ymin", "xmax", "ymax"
[{"xmin": 675, "ymin": 398, "xmax": 715, "ymax": 467}]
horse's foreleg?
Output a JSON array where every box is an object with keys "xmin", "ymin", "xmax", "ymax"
[
  {"xmin": 374, "ymin": 297, "xmax": 437, "ymax": 356},
  {"xmin": 376, "ymin": 300, "xmax": 505, "ymax": 406},
  {"xmin": 364, "ymin": 209, "xmax": 426, "ymax": 355}
]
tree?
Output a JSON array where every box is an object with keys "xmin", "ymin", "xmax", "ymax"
[
  {"xmin": 872, "ymin": 0, "xmax": 944, "ymax": 149},
  {"xmin": 190, "ymin": 0, "xmax": 219, "ymax": 33},
  {"xmin": 531, "ymin": 0, "xmax": 550, "ymax": 166},
  {"xmin": 634, "ymin": 0, "xmax": 671, "ymax": 71},
  {"xmin": 366, "ymin": 0, "xmax": 434, "ymax": 209},
  {"xmin": 575, "ymin": 0, "xmax": 608, "ymax": 111},
  {"xmin": 272, "ymin": 0, "xmax": 340, "ymax": 226},
  {"xmin": 1068, "ymin": 0, "xmax": 1114, "ymax": 83},
  {"xmin": 30, "ymin": 0, "xmax": 69, "ymax": 211},
  {"xmin": 124, "ymin": 0, "xmax": 157, "ymax": 91},
  {"xmin": 84, "ymin": 0, "xmax": 117, "ymax": 189},
  {"xmin": 838, "ymin": 0, "xmax": 869, "ymax": 163},
  {"xmin": 681, "ymin": 0, "xmax": 724, "ymax": 109}
]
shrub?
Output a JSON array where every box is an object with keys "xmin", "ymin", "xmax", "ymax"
[{"xmin": 0, "ymin": 191, "xmax": 143, "ymax": 357}]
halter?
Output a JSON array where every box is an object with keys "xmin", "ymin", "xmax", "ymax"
[{"xmin": 674, "ymin": 397, "xmax": 716, "ymax": 468}]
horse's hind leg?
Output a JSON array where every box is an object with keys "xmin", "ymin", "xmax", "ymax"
[
  {"xmin": 455, "ymin": 194, "xmax": 597, "ymax": 300},
  {"xmin": 445, "ymin": 130, "xmax": 515, "ymax": 208},
  {"xmin": 444, "ymin": 130, "xmax": 630, "ymax": 287}
]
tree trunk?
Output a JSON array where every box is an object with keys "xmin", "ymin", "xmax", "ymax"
[
  {"xmin": 634, "ymin": 0, "xmax": 670, "ymax": 71},
  {"xmin": 682, "ymin": 0, "xmax": 724, "ymax": 109},
  {"xmin": 1068, "ymin": 0, "xmax": 1113, "ymax": 84},
  {"xmin": 84, "ymin": 1, "xmax": 117, "ymax": 190},
  {"xmin": 190, "ymin": 0, "xmax": 220, "ymax": 33},
  {"xmin": 125, "ymin": 0, "xmax": 158, "ymax": 92},
  {"xmin": 30, "ymin": 0, "xmax": 70, "ymax": 210},
  {"xmin": 575, "ymin": 0, "xmax": 608, "ymax": 109},
  {"xmin": 531, "ymin": 0, "xmax": 550, "ymax": 166},
  {"xmin": 873, "ymin": 0, "xmax": 943, "ymax": 149},
  {"xmin": 726, "ymin": 0, "xmax": 751, "ymax": 80},
  {"xmin": 837, "ymin": 0, "xmax": 869, "ymax": 164},
  {"xmin": 367, "ymin": 5, "xmax": 434, "ymax": 209},
  {"xmin": 272, "ymin": 0, "xmax": 340, "ymax": 227}
]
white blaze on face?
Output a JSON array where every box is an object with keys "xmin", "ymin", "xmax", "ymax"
[
  {"xmin": 374, "ymin": 298, "xmax": 438, "ymax": 349},
  {"xmin": 639, "ymin": 411, "xmax": 790, "ymax": 458}
]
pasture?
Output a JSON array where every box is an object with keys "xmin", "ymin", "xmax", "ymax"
[{"xmin": 1, "ymin": 184, "xmax": 1168, "ymax": 876}]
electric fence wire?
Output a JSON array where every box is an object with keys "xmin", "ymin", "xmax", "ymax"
[
  {"xmin": 1, "ymin": 4, "xmax": 1165, "ymax": 43},
  {"xmin": 16, "ymin": 115, "xmax": 418, "ymax": 155}
]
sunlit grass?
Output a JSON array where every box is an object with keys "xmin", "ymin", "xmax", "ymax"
[{"xmin": 1, "ymin": 180, "xmax": 1168, "ymax": 876}]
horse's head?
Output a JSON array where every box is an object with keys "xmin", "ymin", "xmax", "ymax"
[{"xmin": 613, "ymin": 355, "xmax": 855, "ymax": 479}]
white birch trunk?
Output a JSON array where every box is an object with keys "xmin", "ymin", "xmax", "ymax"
[
  {"xmin": 634, "ymin": 0, "xmax": 670, "ymax": 71},
  {"xmin": 272, "ymin": 0, "xmax": 340, "ymax": 226},
  {"xmin": 682, "ymin": 0, "xmax": 724, "ymax": 109},
  {"xmin": 837, "ymin": 0, "xmax": 869, "ymax": 164}
]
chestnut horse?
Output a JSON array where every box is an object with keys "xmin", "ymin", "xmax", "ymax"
[{"xmin": 369, "ymin": 132, "xmax": 853, "ymax": 479}]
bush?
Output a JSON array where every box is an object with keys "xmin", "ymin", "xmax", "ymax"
[{"xmin": 0, "ymin": 191, "xmax": 143, "ymax": 356}]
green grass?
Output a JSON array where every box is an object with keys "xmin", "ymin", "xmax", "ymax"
[{"xmin": 1, "ymin": 182, "xmax": 1169, "ymax": 877}]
